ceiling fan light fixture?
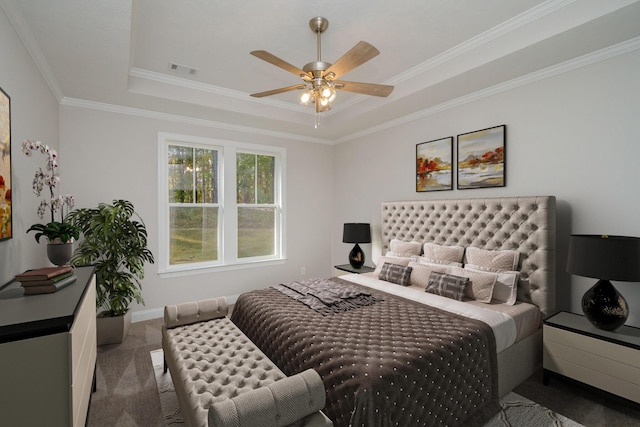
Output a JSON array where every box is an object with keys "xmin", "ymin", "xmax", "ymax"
[
  {"xmin": 300, "ymin": 90, "xmax": 313, "ymax": 105},
  {"xmin": 249, "ymin": 16, "xmax": 394, "ymax": 126},
  {"xmin": 320, "ymin": 85, "xmax": 333, "ymax": 99}
]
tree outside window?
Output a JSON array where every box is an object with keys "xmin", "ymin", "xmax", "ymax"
[
  {"xmin": 168, "ymin": 145, "xmax": 219, "ymax": 265},
  {"xmin": 237, "ymin": 152, "xmax": 276, "ymax": 258},
  {"xmin": 160, "ymin": 134, "xmax": 284, "ymax": 274}
]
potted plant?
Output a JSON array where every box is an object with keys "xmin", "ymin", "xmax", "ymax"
[
  {"xmin": 21, "ymin": 140, "xmax": 80, "ymax": 265},
  {"xmin": 68, "ymin": 199, "xmax": 154, "ymax": 345}
]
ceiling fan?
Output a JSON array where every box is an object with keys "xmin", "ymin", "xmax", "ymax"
[{"xmin": 250, "ymin": 16, "xmax": 394, "ymax": 114}]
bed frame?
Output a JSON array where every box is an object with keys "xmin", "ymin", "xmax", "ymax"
[{"xmin": 380, "ymin": 195, "xmax": 556, "ymax": 394}]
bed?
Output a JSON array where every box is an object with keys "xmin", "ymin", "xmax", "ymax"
[{"xmin": 231, "ymin": 196, "xmax": 556, "ymax": 427}]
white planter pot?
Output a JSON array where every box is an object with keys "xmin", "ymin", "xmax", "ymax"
[{"xmin": 96, "ymin": 310, "xmax": 132, "ymax": 345}]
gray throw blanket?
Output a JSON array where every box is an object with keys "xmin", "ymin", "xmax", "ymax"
[{"xmin": 272, "ymin": 278, "xmax": 382, "ymax": 315}]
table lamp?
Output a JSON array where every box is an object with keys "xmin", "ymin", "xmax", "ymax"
[
  {"xmin": 343, "ymin": 223, "xmax": 371, "ymax": 269},
  {"xmin": 566, "ymin": 234, "xmax": 640, "ymax": 331}
]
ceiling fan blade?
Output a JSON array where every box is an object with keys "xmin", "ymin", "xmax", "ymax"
[
  {"xmin": 250, "ymin": 84, "xmax": 306, "ymax": 98},
  {"xmin": 324, "ymin": 41, "xmax": 380, "ymax": 79},
  {"xmin": 250, "ymin": 50, "xmax": 308, "ymax": 77},
  {"xmin": 334, "ymin": 80, "xmax": 394, "ymax": 97}
]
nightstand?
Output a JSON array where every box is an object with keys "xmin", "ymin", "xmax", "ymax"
[
  {"xmin": 543, "ymin": 310, "xmax": 640, "ymax": 404},
  {"xmin": 334, "ymin": 264, "xmax": 375, "ymax": 275}
]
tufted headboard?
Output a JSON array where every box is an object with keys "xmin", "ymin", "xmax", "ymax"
[{"xmin": 381, "ymin": 196, "xmax": 556, "ymax": 318}]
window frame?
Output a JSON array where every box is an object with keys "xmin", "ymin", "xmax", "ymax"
[{"xmin": 158, "ymin": 133, "xmax": 286, "ymax": 277}]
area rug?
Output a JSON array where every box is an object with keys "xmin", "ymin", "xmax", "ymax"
[{"xmin": 151, "ymin": 349, "xmax": 583, "ymax": 427}]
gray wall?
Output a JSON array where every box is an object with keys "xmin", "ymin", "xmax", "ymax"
[
  {"xmin": 4, "ymin": 3, "xmax": 640, "ymax": 327},
  {"xmin": 333, "ymin": 48, "xmax": 640, "ymax": 327},
  {"xmin": 59, "ymin": 105, "xmax": 335, "ymax": 319},
  {"xmin": 0, "ymin": 7, "xmax": 60, "ymax": 281}
]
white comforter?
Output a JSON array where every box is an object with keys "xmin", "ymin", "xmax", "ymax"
[{"xmin": 342, "ymin": 273, "xmax": 517, "ymax": 353}]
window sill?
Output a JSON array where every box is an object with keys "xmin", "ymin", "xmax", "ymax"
[{"xmin": 158, "ymin": 258, "xmax": 287, "ymax": 279}]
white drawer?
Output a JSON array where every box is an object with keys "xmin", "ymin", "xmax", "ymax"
[
  {"xmin": 69, "ymin": 276, "xmax": 97, "ymax": 426},
  {"xmin": 543, "ymin": 323, "xmax": 640, "ymax": 404},
  {"xmin": 544, "ymin": 325, "xmax": 640, "ymax": 368},
  {"xmin": 544, "ymin": 355, "xmax": 640, "ymax": 403},
  {"xmin": 544, "ymin": 339, "xmax": 640, "ymax": 385}
]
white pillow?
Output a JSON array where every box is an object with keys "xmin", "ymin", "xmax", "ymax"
[
  {"xmin": 389, "ymin": 239, "xmax": 422, "ymax": 257},
  {"xmin": 446, "ymin": 265, "xmax": 496, "ymax": 303},
  {"xmin": 422, "ymin": 242, "xmax": 465, "ymax": 263},
  {"xmin": 407, "ymin": 261, "xmax": 448, "ymax": 288},
  {"xmin": 464, "ymin": 247, "xmax": 520, "ymax": 271},
  {"xmin": 464, "ymin": 264, "xmax": 519, "ymax": 305},
  {"xmin": 417, "ymin": 256, "xmax": 462, "ymax": 267},
  {"xmin": 384, "ymin": 251, "xmax": 419, "ymax": 262},
  {"xmin": 373, "ymin": 256, "xmax": 413, "ymax": 277}
]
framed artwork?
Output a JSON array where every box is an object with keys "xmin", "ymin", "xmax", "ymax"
[
  {"xmin": 457, "ymin": 125, "xmax": 506, "ymax": 190},
  {"xmin": 416, "ymin": 136, "xmax": 453, "ymax": 192},
  {"xmin": 0, "ymin": 86, "xmax": 11, "ymax": 240}
]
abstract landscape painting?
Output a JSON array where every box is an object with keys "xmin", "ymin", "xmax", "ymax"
[
  {"xmin": 0, "ymin": 86, "xmax": 11, "ymax": 240},
  {"xmin": 416, "ymin": 137, "xmax": 453, "ymax": 192},
  {"xmin": 457, "ymin": 125, "xmax": 505, "ymax": 190}
]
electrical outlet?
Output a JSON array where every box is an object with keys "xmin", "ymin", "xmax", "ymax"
[{"xmin": 300, "ymin": 266, "xmax": 306, "ymax": 275}]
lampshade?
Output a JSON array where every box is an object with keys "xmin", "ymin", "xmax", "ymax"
[
  {"xmin": 343, "ymin": 223, "xmax": 371, "ymax": 244},
  {"xmin": 567, "ymin": 234, "xmax": 640, "ymax": 281},
  {"xmin": 567, "ymin": 234, "xmax": 640, "ymax": 331}
]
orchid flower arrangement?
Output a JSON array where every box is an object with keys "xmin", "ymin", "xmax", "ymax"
[{"xmin": 21, "ymin": 139, "xmax": 80, "ymax": 243}]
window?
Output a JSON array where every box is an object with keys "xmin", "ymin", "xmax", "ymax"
[
  {"xmin": 159, "ymin": 133, "xmax": 285, "ymax": 275},
  {"xmin": 167, "ymin": 144, "xmax": 220, "ymax": 265},
  {"xmin": 236, "ymin": 152, "xmax": 277, "ymax": 258}
]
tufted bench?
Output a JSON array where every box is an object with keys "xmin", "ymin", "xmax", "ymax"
[{"xmin": 162, "ymin": 296, "xmax": 333, "ymax": 427}]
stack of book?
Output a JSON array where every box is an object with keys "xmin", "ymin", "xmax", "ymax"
[{"xmin": 15, "ymin": 266, "xmax": 77, "ymax": 295}]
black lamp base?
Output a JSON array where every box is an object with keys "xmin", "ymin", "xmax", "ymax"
[
  {"xmin": 582, "ymin": 279, "xmax": 628, "ymax": 331},
  {"xmin": 348, "ymin": 243, "xmax": 365, "ymax": 269}
]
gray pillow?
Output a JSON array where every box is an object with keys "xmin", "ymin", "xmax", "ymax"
[
  {"xmin": 379, "ymin": 262, "xmax": 413, "ymax": 286},
  {"xmin": 426, "ymin": 271, "xmax": 469, "ymax": 301}
]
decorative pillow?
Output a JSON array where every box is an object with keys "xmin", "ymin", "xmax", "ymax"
[
  {"xmin": 379, "ymin": 263, "xmax": 413, "ymax": 286},
  {"xmin": 517, "ymin": 278, "xmax": 533, "ymax": 303},
  {"xmin": 422, "ymin": 242, "xmax": 465, "ymax": 263},
  {"xmin": 384, "ymin": 251, "xmax": 419, "ymax": 262},
  {"xmin": 389, "ymin": 239, "xmax": 422, "ymax": 257},
  {"xmin": 464, "ymin": 264, "xmax": 519, "ymax": 305},
  {"xmin": 417, "ymin": 256, "xmax": 463, "ymax": 267},
  {"xmin": 447, "ymin": 266, "xmax": 496, "ymax": 303},
  {"xmin": 373, "ymin": 256, "xmax": 412, "ymax": 277},
  {"xmin": 407, "ymin": 261, "xmax": 448, "ymax": 288},
  {"xmin": 426, "ymin": 271, "xmax": 468, "ymax": 301},
  {"xmin": 464, "ymin": 247, "xmax": 520, "ymax": 271}
]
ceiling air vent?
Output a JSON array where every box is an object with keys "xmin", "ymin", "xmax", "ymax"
[{"xmin": 168, "ymin": 62, "xmax": 198, "ymax": 75}]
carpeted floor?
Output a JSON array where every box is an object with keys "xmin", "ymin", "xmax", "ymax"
[
  {"xmin": 87, "ymin": 318, "xmax": 640, "ymax": 427},
  {"xmin": 150, "ymin": 349, "xmax": 583, "ymax": 427}
]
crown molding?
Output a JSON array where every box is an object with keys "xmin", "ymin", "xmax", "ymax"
[
  {"xmin": 61, "ymin": 35, "xmax": 640, "ymax": 146},
  {"xmin": 59, "ymin": 97, "xmax": 334, "ymax": 145},
  {"xmin": 331, "ymin": 0, "xmax": 576, "ymax": 115},
  {"xmin": 128, "ymin": 67, "xmax": 315, "ymax": 115},
  {"xmin": 0, "ymin": 0, "xmax": 63, "ymax": 101},
  {"xmin": 337, "ymin": 36, "xmax": 640, "ymax": 143},
  {"xmin": 391, "ymin": 0, "xmax": 576, "ymax": 85}
]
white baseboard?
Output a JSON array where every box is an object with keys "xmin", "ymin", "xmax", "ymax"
[{"xmin": 131, "ymin": 294, "xmax": 240, "ymax": 323}]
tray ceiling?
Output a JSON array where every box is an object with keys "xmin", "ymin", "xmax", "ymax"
[{"xmin": 3, "ymin": 0, "xmax": 640, "ymax": 143}]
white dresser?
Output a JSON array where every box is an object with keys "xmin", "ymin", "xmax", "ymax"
[
  {"xmin": 543, "ymin": 310, "xmax": 640, "ymax": 404},
  {"xmin": 0, "ymin": 266, "xmax": 97, "ymax": 426}
]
